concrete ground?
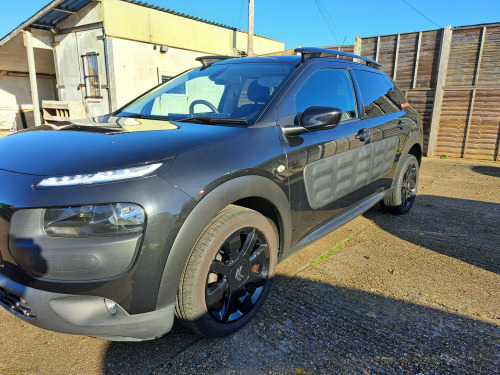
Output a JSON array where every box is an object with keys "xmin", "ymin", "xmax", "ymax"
[{"xmin": 0, "ymin": 158, "xmax": 499, "ymax": 375}]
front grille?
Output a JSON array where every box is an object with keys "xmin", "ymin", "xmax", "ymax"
[{"xmin": 0, "ymin": 287, "xmax": 36, "ymax": 319}]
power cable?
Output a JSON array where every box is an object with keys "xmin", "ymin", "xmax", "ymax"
[
  {"xmin": 316, "ymin": 0, "xmax": 341, "ymax": 43},
  {"xmin": 401, "ymin": 0, "xmax": 442, "ymax": 28},
  {"xmin": 238, "ymin": 0, "xmax": 245, "ymax": 29},
  {"xmin": 318, "ymin": 0, "xmax": 344, "ymax": 44},
  {"xmin": 313, "ymin": 0, "xmax": 340, "ymax": 44}
]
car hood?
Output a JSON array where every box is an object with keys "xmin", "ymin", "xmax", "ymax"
[{"xmin": 0, "ymin": 116, "xmax": 245, "ymax": 175}]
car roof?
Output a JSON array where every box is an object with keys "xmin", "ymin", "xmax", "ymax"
[
  {"xmin": 212, "ymin": 54, "xmax": 381, "ymax": 73},
  {"xmin": 217, "ymin": 55, "xmax": 301, "ymax": 64}
]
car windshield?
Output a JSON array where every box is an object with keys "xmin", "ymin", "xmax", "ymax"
[{"xmin": 116, "ymin": 61, "xmax": 295, "ymax": 125}]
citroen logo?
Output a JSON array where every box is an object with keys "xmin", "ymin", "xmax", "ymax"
[{"xmin": 234, "ymin": 265, "xmax": 246, "ymax": 282}]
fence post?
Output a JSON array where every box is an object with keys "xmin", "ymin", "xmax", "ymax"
[
  {"xmin": 375, "ymin": 36, "xmax": 381, "ymax": 62},
  {"xmin": 427, "ymin": 25, "xmax": 452, "ymax": 157},
  {"xmin": 412, "ymin": 32, "xmax": 422, "ymax": 89},
  {"xmin": 463, "ymin": 27, "xmax": 486, "ymax": 158},
  {"xmin": 393, "ymin": 34, "xmax": 400, "ymax": 80},
  {"xmin": 354, "ymin": 36, "xmax": 362, "ymax": 63}
]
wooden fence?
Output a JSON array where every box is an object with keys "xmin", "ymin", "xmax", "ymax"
[{"xmin": 354, "ymin": 23, "xmax": 500, "ymax": 161}]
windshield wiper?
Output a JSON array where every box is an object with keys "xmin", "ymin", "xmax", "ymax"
[
  {"xmin": 119, "ymin": 113, "xmax": 171, "ymax": 121},
  {"xmin": 176, "ymin": 116, "xmax": 248, "ymax": 125}
]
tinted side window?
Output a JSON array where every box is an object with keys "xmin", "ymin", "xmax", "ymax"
[
  {"xmin": 354, "ymin": 70, "xmax": 401, "ymax": 118},
  {"xmin": 295, "ymin": 69, "xmax": 358, "ymax": 121}
]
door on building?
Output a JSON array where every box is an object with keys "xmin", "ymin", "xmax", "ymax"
[{"xmin": 54, "ymin": 28, "xmax": 110, "ymax": 118}]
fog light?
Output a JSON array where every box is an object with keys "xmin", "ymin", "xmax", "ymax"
[{"xmin": 104, "ymin": 299, "xmax": 117, "ymax": 315}]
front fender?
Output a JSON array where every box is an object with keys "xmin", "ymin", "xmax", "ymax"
[{"xmin": 155, "ymin": 175, "xmax": 291, "ymax": 309}]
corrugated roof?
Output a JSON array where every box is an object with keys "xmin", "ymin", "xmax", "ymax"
[
  {"xmin": 120, "ymin": 0, "xmax": 236, "ymax": 30},
  {"xmin": 1, "ymin": 0, "xmax": 282, "ymax": 46},
  {"xmin": 0, "ymin": 0, "xmax": 92, "ymax": 44},
  {"xmin": 33, "ymin": 0, "xmax": 92, "ymax": 30},
  {"xmin": 120, "ymin": 0, "xmax": 281, "ymax": 42}
]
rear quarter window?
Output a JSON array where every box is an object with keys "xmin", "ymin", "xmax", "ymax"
[{"xmin": 353, "ymin": 70, "xmax": 402, "ymax": 118}]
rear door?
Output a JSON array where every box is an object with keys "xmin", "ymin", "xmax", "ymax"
[
  {"xmin": 276, "ymin": 62, "xmax": 372, "ymax": 245},
  {"xmin": 351, "ymin": 69, "xmax": 411, "ymax": 192}
]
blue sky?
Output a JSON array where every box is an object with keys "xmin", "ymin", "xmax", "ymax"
[{"xmin": 1, "ymin": 0, "xmax": 499, "ymax": 49}]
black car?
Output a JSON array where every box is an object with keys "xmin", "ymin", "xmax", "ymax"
[{"xmin": 0, "ymin": 48, "xmax": 422, "ymax": 341}]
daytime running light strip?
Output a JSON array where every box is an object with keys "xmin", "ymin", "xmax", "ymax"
[{"xmin": 37, "ymin": 163, "xmax": 163, "ymax": 187}]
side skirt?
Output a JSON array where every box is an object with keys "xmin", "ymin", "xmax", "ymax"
[{"xmin": 288, "ymin": 189, "xmax": 392, "ymax": 256}]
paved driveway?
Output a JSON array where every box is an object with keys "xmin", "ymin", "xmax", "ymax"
[{"xmin": 1, "ymin": 158, "xmax": 499, "ymax": 375}]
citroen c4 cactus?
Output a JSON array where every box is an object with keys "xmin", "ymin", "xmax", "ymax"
[{"xmin": 0, "ymin": 48, "xmax": 423, "ymax": 341}]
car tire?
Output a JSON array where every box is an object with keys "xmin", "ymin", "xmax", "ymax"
[
  {"xmin": 381, "ymin": 154, "xmax": 419, "ymax": 215},
  {"xmin": 176, "ymin": 205, "xmax": 278, "ymax": 337}
]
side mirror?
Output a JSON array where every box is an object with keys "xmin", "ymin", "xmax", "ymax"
[
  {"xmin": 301, "ymin": 106, "xmax": 342, "ymax": 131},
  {"xmin": 281, "ymin": 106, "xmax": 342, "ymax": 136}
]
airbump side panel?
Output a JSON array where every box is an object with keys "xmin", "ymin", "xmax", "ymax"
[
  {"xmin": 303, "ymin": 137, "xmax": 398, "ymax": 209},
  {"xmin": 371, "ymin": 136, "xmax": 399, "ymax": 180}
]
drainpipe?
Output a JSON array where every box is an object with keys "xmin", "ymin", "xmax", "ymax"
[
  {"xmin": 25, "ymin": 28, "xmax": 42, "ymax": 126},
  {"xmin": 101, "ymin": 27, "xmax": 114, "ymax": 113}
]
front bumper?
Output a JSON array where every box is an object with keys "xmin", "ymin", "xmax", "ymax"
[
  {"xmin": 0, "ymin": 168, "xmax": 193, "ymax": 315},
  {"xmin": 0, "ymin": 273, "xmax": 175, "ymax": 341}
]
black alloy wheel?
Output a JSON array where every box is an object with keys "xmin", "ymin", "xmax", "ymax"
[
  {"xmin": 381, "ymin": 154, "xmax": 419, "ymax": 215},
  {"xmin": 176, "ymin": 205, "xmax": 277, "ymax": 337},
  {"xmin": 206, "ymin": 227, "xmax": 270, "ymax": 323},
  {"xmin": 401, "ymin": 161, "xmax": 418, "ymax": 208}
]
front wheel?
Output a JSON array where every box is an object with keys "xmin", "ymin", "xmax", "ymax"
[
  {"xmin": 176, "ymin": 205, "xmax": 278, "ymax": 337},
  {"xmin": 381, "ymin": 154, "xmax": 419, "ymax": 215}
]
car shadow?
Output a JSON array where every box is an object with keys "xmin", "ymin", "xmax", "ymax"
[
  {"xmin": 364, "ymin": 194, "xmax": 500, "ymax": 275},
  {"xmin": 470, "ymin": 165, "xmax": 500, "ymax": 178},
  {"xmin": 103, "ymin": 274, "xmax": 499, "ymax": 374}
]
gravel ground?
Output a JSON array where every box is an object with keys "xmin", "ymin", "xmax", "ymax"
[{"xmin": 1, "ymin": 157, "xmax": 499, "ymax": 375}]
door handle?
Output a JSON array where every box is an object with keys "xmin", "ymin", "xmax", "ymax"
[
  {"xmin": 398, "ymin": 120, "xmax": 407, "ymax": 130},
  {"xmin": 355, "ymin": 128, "xmax": 371, "ymax": 142}
]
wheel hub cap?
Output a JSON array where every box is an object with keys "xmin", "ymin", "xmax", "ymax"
[
  {"xmin": 205, "ymin": 227, "xmax": 270, "ymax": 324},
  {"xmin": 230, "ymin": 259, "xmax": 250, "ymax": 289}
]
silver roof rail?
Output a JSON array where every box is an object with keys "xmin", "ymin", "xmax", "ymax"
[{"xmin": 294, "ymin": 47, "xmax": 382, "ymax": 67}]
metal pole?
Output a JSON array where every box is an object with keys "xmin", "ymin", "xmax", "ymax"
[
  {"xmin": 247, "ymin": 0, "xmax": 254, "ymax": 56},
  {"xmin": 25, "ymin": 29, "xmax": 42, "ymax": 126}
]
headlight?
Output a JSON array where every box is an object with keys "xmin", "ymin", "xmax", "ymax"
[
  {"xmin": 36, "ymin": 163, "xmax": 162, "ymax": 188},
  {"xmin": 44, "ymin": 203, "xmax": 145, "ymax": 237}
]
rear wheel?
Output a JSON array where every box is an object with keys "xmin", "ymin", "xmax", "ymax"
[
  {"xmin": 176, "ymin": 205, "xmax": 278, "ymax": 337},
  {"xmin": 381, "ymin": 154, "xmax": 419, "ymax": 215}
]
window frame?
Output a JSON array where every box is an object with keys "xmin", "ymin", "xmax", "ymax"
[
  {"xmin": 350, "ymin": 68, "xmax": 402, "ymax": 119},
  {"xmin": 159, "ymin": 72, "xmax": 188, "ymax": 96},
  {"xmin": 81, "ymin": 51, "xmax": 102, "ymax": 100},
  {"xmin": 292, "ymin": 67, "xmax": 361, "ymax": 125}
]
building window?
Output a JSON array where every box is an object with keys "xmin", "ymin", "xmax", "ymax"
[
  {"xmin": 82, "ymin": 52, "xmax": 101, "ymax": 99},
  {"xmin": 161, "ymin": 75, "xmax": 187, "ymax": 95}
]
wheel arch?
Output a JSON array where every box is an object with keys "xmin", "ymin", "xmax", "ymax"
[
  {"xmin": 155, "ymin": 175, "xmax": 291, "ymax": 309},
  {"xmin": 408, "ymin": 142, "xmax": 422, "ymax": 165},
  {"xmin": 391, "ymin": 131, "xmax": 423, "ymax": 190}
]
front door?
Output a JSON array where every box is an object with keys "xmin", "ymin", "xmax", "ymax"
[{"xmin": 276, "ymin": 63, "xmax": 372, "ymax": 245}]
